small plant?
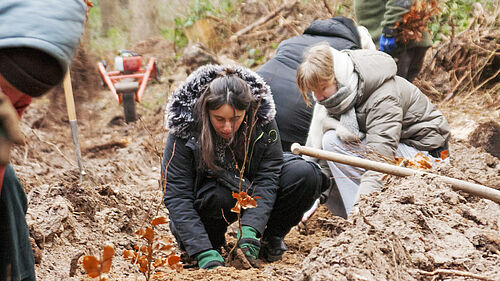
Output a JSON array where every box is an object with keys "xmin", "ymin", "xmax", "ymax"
[
  {"xmin": 123, "ymin": 216, "xmax": 182, "ymax": 281},
  {"xmin": 82, "ymin": 245, "xmax": 114, "ymax": 281},
  {"xmin": 225, "ymin": 98, "xmax": 262, "ymax": 265}
]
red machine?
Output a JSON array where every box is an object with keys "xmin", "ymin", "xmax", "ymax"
[{"xmin": 97, "ymin": 50, "xmax": 160, "ymax": 123}]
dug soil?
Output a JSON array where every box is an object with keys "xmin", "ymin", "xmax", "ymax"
[{"xmin": 10, "ymin": 1, "xmax": 499, "ymax": 280}]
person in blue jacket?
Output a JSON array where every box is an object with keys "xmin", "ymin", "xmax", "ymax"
[
  {"xmin": 162, "ymin": 65, "xmax": 329, "ymax": 269},
  {"xmin": 0, "ymin": 1, "xmax": 87, "ymax": 280}
]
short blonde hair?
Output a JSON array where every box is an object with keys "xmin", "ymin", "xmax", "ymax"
[{"xmin": 296, "ymin": 42, "xmax": 335, "ymax": 106}]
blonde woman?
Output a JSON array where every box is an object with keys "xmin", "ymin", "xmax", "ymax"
[{"xmin": 297, "ymin": 43, "xmax": 450, "ymax": 216}]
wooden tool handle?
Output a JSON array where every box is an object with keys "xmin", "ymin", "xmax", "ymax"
[
  {"xmin": 63, "ymin": 69, "xmax": 77, "ymax": 121},
  {"xmin": 291, "ymin": 143, "xmax": 500, "ymax": 203}
]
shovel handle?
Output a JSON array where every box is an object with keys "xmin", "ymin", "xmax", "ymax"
[
  {"xmin": 63, "ymin": 69, "xmax": 77, "ymax": 121},
  {"xmin": 291, "ymin": 143, "xmax": 500, "ymax": 203}
]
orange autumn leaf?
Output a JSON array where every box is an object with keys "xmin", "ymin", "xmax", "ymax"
[
  {"xmin": 394, "ymin": 156, "xmax": 404, "ymax": 166},
  {"xmin": 168, "ymin": 255, "xmax": 183, "ymax": 272},
  {"xmin": 141, "ymin": 227, "xmax": 155, "ymax": 243},
  {"xmin": 101, "ymin": 246, "xmax": 114, "ymax": 274},
  {"xmin": 172, "ymin": 263, "xmax": 183, "ymax": 273},
  {"xmin": 168, "ymin": 255, "xmax": 181, "ymax": 266},
  {"xmin": 232, "ymin": 191, "xmax": 261, "ymax": 213},
  {"xmin": 231, "ymin": 203, "xmax": 241, "ymax": 213},
  {"xmin": 135, "ymin": 245, "xmax": 148, "ymax": 253},
  {"xmin": 233, "ymin": 192, "xmax": 241, "ymax": 200},
  {"xmin": 393, "ymin": 152, "xmax": 433, "ymax": 170},
  {"xmin": 82, "ymin": 255, "xmax": 100, "ymax": 278},
  {"xmin": 232, "ymin": 191, "xmax": 260, "ymax": 212},
  {"xmin": 153, "ymin": 257, "xmax": 167, "ymax": 268},
  {"xmin": 123, "ymin": 250, "xmax": 136, "ymax": 259},
  {"xmin": 151, "ymin": 216, "xmax": 169, "ymax": 226},
  {"xmin": 157, "ymin": 236, "xmax": 173, "ymax": 245},
  {"xmin": 82, "ymin": 0, "xmax": 94, "ymax": 22},
  {"xmin": 156, "ymin": 238, "xmax": 174, "ymax": 252},
  {"xmin": 138, "ymin": 256, "xmax": 148, "ymax": 273},
  {"xmin": 440, "ymin": 150, "xmax": 449, "ymax": 160},
  {"xmin": 83, "ymin": 0, "xmax": 93, "ymax": 8},
  {"xmin": 414, "ymin": 152, "xmax": 433, "ymax": 169}
]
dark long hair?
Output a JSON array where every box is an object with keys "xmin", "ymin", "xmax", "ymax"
[{"xmin": 194, "ymin": 75, "xmax": 258, "ymax": 172}]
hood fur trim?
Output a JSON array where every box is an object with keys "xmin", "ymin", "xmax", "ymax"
[{"xmin": 165, "ymin": 64, "xmax": 276, "ymax": 139}]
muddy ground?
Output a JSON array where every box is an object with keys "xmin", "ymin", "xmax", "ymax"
[
  {"xmin": 14, "ymin": 65, "xmax": 499, "ymax": 281},
  {"xmin": 9, "ymin": 1, "xmax": 500, "ymax": 280}
]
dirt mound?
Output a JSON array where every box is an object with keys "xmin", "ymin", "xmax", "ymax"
[
  {"xmin": 469, "ymin": 120, "xmax": 500, "ymax": 159},
  {"xmin": 299, "ymin": 142, "xmax": 500, "ymax": 280},
  {"xmin": 31, "ymin": 45, "xmax": 102, "ymax": 129},
  {"xmin": 69, "ymin": 45, "xmax": 102, "ymax": 99},
  {"xmin": 8, "ymin": 1, "xmax": 500, "ymax": 280},
  {"xmin": 131, "ymin": 36, "xmax": 176, "ymax": 71}
]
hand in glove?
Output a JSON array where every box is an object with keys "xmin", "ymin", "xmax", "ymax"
[
  {"xmin": 196, "ymin": 249, "xmax": 224, "ymax": 269},
  {"xmin": 379, "ymin": 34, "xmax": 397, "ymax": 53},
  {"xmin": 237, "ymin": 225, "xmax": 260, "ymax": 267},
  {"xmin": 0, "ymin": 89, "xmax": 24, "ymax": 165}
]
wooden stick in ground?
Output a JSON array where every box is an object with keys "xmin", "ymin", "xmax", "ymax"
[
  {"xmin": 63, "ymin": 68, "xmax": 85, "ymax": 180},
  {"xmin": 230, "ymin": 0, "xmax": 297, "ymax": 41},
  {"xmin": 290, "ymin": 143, "xmax": 500, "ymax": 203}
]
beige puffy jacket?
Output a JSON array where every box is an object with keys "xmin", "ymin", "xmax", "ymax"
[{"xmin": 347, "ymin": 49, "xmax": 450, "ymax": 192}]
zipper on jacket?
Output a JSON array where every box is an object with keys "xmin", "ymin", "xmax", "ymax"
[{"xmin": 246, "ymin": 131, "xmax": 264, "ymax": 174}]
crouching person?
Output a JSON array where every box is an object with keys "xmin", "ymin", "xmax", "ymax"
[
  {"xmin": 296, "ymin": 43, "xmax": 450, "ymax": 216},
  {"xmin": 162, "ymin": 65, "xmax": 329, "ymax": 269}
]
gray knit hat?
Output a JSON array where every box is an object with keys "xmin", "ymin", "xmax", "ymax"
[
  {"xmin": 0, "ymin": 0, "xmax": 86, "ymax": 96},
  {"xmin": 0, "ymin": 48, "xmax": 63, "ymax": 97}
]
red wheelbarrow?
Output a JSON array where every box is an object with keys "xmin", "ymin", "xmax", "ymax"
[{"xmin": 97, "ymin": 50, "xmax": 160, "ymax": 123}]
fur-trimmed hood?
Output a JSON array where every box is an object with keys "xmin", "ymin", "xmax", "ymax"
[{"xmin": 165, "ymin": 64, "xmax": 276, "ymax": 139}]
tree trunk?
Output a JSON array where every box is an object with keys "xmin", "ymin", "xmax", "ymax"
[
  {"xmin": 129, "ymin": 0, "xmax": 159, "ymax": 43},
  {"xmin": 100, "ymin": 0, "xmax": 120, "ymax": 37}
]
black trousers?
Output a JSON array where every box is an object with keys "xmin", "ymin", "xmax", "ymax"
[
  {"xmin": 0, "ymin": 165, "xmax": 36, "ymax": 281},
  {"xmin": 171, "ymin": 153, "xmax": 328, "ymax": 251},
  {"xmin": 392, "ymin": 46, "xmax": 429, "ymax": 82}
]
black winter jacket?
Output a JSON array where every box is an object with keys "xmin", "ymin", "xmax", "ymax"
[
  {"xmin": 162, "ymin": 65, "xmax": 282, "ymax": 257},
  {"xmin": 257, "ymin": 16, "xmax": 361, "ymax": 147}
]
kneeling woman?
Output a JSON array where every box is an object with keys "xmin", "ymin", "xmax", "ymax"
[{"xmin": 162, "ymin": 65, "xmax": 328, "ymax": 269}]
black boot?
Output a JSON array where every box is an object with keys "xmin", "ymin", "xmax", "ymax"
[{"xmin": 260, "ymin": 236, "xmax": 288, "ymax": 262}]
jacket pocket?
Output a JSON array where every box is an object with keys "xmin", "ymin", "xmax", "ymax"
[{"xmin": 216, "ymin": 170, "xmax": 251, "ymax": 193}]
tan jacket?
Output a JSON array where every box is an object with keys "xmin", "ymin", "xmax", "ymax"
[
  {"xmin": 346, "ymin": 49, "xmax": 450, "ymax": 193},
  {"xmin": 349, "ymin": 49, "xmax": 449, "ymax": 157}
]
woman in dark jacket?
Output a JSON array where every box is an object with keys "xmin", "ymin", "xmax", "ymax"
[{"xmin": 162, "ymin": 65, "xmax": 328, "ymax": 269}]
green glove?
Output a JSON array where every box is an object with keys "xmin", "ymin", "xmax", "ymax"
[
  {"xmin": 196, "ymin": 249, "xmax": 224, "ymax": 270},
  {"xmin": 237, "ymin": 225, "xmax": 260, "ymax": 266}
]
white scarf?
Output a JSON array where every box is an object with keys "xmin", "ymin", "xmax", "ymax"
[{"xmin": 318, "ymin": 48, "xmax": 365, "ymax": 142}]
